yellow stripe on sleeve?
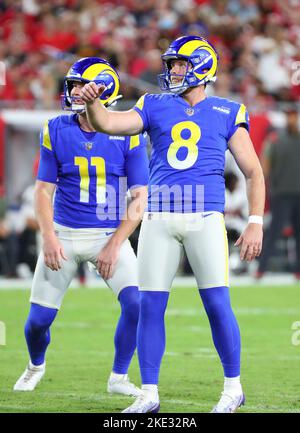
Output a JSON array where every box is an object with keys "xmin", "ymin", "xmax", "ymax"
[
  {"xmin": 235, "ymin": 104, "xmax": 247, "ymax": 126},
  {"xmin": 42, "ymin": 121, "xmax": 52, "ymax": 151},
  {"xmin": 129, "ymin": 135, "xmax": 140, "ymax": 150},
  {"xmin": 135, "ymin": 94, "xmax": 147, "ymax": 111}
]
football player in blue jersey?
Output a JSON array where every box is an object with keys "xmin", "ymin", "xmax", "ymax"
[
  {"xmin": 80, "ymin": 36, "xmax": 265, "ymax": 413},
  {"xmin": 13, "ymin": 57, "xmax": 149, "ymax": 398}
]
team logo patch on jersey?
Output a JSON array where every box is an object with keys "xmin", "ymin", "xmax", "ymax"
[
  {"xmin": 185, "ymin": 107, "xmax": 195, "ymax": 116},
  {"xmin": 85, "ymin": 142, "xmax": 93, "ymax": 150}
]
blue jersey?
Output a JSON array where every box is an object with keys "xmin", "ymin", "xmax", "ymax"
[
  {"xmin": 134, "ymin": 94, "xmax": 249, "ymax": 213},
  {"xmin": 37, "ymin": 114, "xmax": 149, "ymax": 228}
]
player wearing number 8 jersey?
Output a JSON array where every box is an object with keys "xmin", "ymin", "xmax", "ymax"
[
  {"xmin": 80, "ymin": 36, "xmax": 265, "ymax": 413},
  {"xmin": 13, "ymin": 57, "xmax": 149, "ymax": 398},
  {"xmin": 136, "ymin": 92, "xmax": 249, "ymax": 213}
]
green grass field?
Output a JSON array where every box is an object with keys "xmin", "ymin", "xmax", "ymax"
[{"xmin": 0, "ymin": 285, "xmax": 300, "ymax": 413}]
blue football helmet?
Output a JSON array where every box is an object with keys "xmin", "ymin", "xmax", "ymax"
[
  {"xmin": 61, "ymin": 57, "xmax": 121, "ymax": 113},
  {"xmin": 157, "ymin": 35, "xmax": 219, "ymax": 94}
]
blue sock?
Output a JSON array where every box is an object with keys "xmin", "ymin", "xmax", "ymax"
[
  {"xmin": 137, "ymin": 291, "xmax": 169, "ymax": 384},
  {"xmin": 24, "ymin": 303, "xmax": 58, "ymax": 366},
  {"xmin": 112, "ymin": 286, "xmax": 140, "ymax": 374},
  {"xmin": 199, "ymin": 286, "xmax": 241, "ymax": 377}
]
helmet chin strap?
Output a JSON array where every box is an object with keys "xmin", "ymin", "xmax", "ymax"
[
  {"xmin": 169, "ymin": 85, "xmax": 189, "ymax": 95},
  {"xmin": 168, "ymin": 74, "xmax": 189, "ymax": 94},
  {"xmin": 168, "ymin": 73, "xmax": 217, "ymax": 94},
  {"xmin": 71, "ymin": 103, "xmax": 86, "ymax": 113}
]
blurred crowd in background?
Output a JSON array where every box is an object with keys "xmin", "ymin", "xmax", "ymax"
[
  {"xmin": 1, "ymin": 0, "xmax": 300, "ymax": 108},
  {"xmin": 0, "ymin": 0, "xmax": 300, "ymax": 281}
]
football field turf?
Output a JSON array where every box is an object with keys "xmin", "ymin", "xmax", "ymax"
[{"xmin": 0, "ymin": 284, "xmax": 299, "ymax": 413}]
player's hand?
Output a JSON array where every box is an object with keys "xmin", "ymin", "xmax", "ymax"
[
  {"xmin": 234, "ymin": 223, "xmax": 263, "ymax": 262},
  {"xmin": 80, "ymin": 82, "xmax": 105, "ymax": 104},
  {"xmin": 42, "ymin": 233, "xmax": 68, "ymax": 271},
  {"xmin": 97, "ymin": 238, "xmax": 121, "ymax": 280}
]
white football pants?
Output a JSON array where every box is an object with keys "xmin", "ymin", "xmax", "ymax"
[
  {"xmin": 138, "ymin": 211, "xmax": 229, "ymax": 291},
  {"xmin": 30, "ymin": 223, "xmax": 138, "ymax": 309}
]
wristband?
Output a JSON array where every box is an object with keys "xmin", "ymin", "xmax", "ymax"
[{"xmin": 248, "ymin": 215, "xmax": 263, "ymax": 225}]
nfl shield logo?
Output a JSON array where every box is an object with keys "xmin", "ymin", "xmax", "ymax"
[
  {"xmin": 185, "ymin": 108, "xmax": 194, "ymax": 116},
  {"xmin": 85, "ymin": 142, "xmax": 93, "ymax": 150}
]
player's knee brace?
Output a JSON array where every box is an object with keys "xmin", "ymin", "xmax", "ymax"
[{"xmin": 25, "ymin": 303, "xmax": 58, "ymax": 334}]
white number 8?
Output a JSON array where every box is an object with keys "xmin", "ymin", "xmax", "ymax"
[{"xmin": 167, "ymin": 121, "xmax": 201, "ymax": 170}]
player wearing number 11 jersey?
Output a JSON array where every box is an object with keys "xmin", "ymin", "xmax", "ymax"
[
  {"xmin": 81, "ymin": 36, "xmax": 265, "ymax": 413},
  {"xmin": 13, "ymin": 57, "xmax": 149, "ymax": 398}
]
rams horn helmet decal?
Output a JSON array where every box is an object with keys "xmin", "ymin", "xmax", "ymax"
[
  {"xmin": 157, "ymin": 35, "xmax": 219, "ymax": 94},
  {"xmin": 62, "ymin": 57, "xmax": 120, "ymax": 113}
]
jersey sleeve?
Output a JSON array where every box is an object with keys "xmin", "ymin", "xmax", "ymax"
[
  {"xmin": 36, "ymin": 120, "xmax": 58, "ymax": 184},
  {"xmin": 227, "ymin": 103, "xmax": 250, "ymax": 141},
  {"xmin": 125, "ymin": 133, "xmax": 149, "ymax": 189},
  {"xmin": 133, "ymin": 94, "xmax": 150, "ymax": 132}
]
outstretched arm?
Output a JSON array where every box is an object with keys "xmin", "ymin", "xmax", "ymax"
[
  {"xmin": 80, "ymin": 82, "xmax": 143, "ymax": 135},
  {"xmin": 228, "ymin": 127, "xmax": 265, "ymax": 262}
]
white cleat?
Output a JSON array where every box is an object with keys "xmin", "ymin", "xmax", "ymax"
[
  {"xmin": 107, "ymin": 374, "xmax": 142, "ymax": 397},
  {"xmin": 211, "ymin": 392, "xmax": 245, "ymax": 413},
  {"xmin": 13, "ymin": 361, "xmax": 46, "ymax": 391},
  {"xmin": 122, "ymin": 392, "xmax": 160, "ymax": 413}
]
